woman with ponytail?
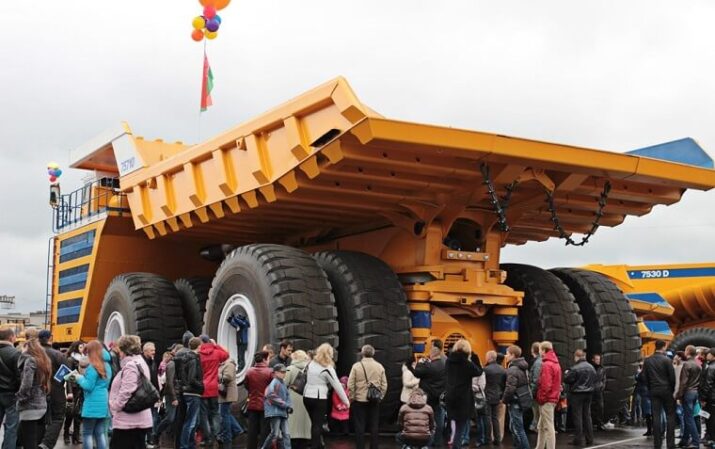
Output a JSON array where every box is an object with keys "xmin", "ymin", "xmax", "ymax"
[
  {"xmin": 17, "ymin": 334, "xmax": 53, "ymax": 449},
  {"xmin": 74, "ymin": 340, "xmax": 113, "ymax": 449}
]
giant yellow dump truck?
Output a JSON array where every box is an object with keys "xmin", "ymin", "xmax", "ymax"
[
  {"xmin": 48, "ymin": 78, "xmax": 715, "ymax": 419},
  {"xmin": 584, "ymin": 263, "xmax": 715, "ymax": 355}
]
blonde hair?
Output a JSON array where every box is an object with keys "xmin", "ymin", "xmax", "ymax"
[
  {"xmin": 452, "ymin": 339, "xmax": 472, "ymax": 355},
  {"xmin": 314, "ymin": 343, "xmax": 335, "ymax": 367},
  {"xmin": 540, "ymin": 341, "xmax": 553, "ymax": 352},
  {"xmin": 291, "ymin": 350, "xmax": 309, "ymax": 363}
]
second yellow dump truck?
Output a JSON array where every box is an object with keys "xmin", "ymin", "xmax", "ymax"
[
  {"xmin": 584, "ymin": 262, "xmax": 715, "ymax": 355},
  {"xmin": 48, "ymin": 77, "xmax": 715, "ymax": 419}
]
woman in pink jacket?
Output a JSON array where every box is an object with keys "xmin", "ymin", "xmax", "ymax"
[{"xmin": 109, "ymin": 335, "xmax": 154, "ymax": 449}]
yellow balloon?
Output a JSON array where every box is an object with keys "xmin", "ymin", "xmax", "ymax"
[
  {"xmin": 205, "ymin": 30, "xmax": 218, "ymax": 40},
  {"xmin": 47, "ymin": 162, "xmax": 59, "ymax": 169},
  {"xmin": 192, "ymin": 16, "xmax": 206, "ymax": 30}
]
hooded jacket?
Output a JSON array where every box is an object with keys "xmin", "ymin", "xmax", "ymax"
[
  {"xmin": 536, "ymin": 350, "xmax": 562, "ymax": 404},
  {"xmin": 263, "ymin": 376, "xmax": 292, "ymax": 418},
  {"xmin": 502, "ymin": 357, "xmax": 529, "ymax": 404},
  {"xmin": 398, "ymin": 389, "xmax": 435, "ymax": 442},
  {"xmin": 564, "ymin": 359, "xmax": 597, "ymax": 394},
  {"xmin": 445, "ymin": 351, "xmax": 483, "ymax": 421},
  {"xmin": 199, "ymin": 343, "xmax": 229, "ymax": 398},
  {"xmin": 77, "ymin": 349, "xmax": 112, "ymax": 418}
]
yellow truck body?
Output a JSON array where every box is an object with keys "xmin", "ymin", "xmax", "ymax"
[{"xmin": 49, "ymin": 77, "xmax": 715, "ymax": 419}]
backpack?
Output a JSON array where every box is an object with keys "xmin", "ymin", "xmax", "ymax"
[
  {"xmin": 288, "ymin": 362, "xmax": 309, "ymax": 395},
  {"xmin": 360, "ymin": 362, "xmax": 382, "ymax": 403}
]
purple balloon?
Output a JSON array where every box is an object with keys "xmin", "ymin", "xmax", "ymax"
[{"xmin": 206, "ymin": 19, "xmax": 220, "ymax": 32}]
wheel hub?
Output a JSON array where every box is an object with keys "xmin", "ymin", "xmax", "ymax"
[
  {"xmin": 104, "ymin": 311, "xmax": 126, "ymax": 345},
  {"xmin": 217, "ymin": 293, "xmax": 258, "ymax": 381}
]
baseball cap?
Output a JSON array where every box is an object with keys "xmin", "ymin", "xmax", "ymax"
[{"xmin": 38, "ymin": 330, "xmax": 52, "ymax": 340}]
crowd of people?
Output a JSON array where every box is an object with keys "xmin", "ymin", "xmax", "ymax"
[{"xmin": 1, "ymin": 325, "xmax": 715, "ymax": 449}]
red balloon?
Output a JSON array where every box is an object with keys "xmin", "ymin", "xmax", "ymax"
[
  {"xmin": 191, "ymin": 29, "xmax": 204, "ymax": 42},
  {"xmin": 203, "ymin": 5, "xmax": 217, "ymax": 19},
  {"xmin": 49, "ymin": 176, "xmax": 57, "ymax": 183}
]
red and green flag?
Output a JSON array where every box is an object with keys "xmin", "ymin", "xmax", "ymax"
[{"xmin": 200, "ymin": 52, "xmax": 214, "ymax": 112}]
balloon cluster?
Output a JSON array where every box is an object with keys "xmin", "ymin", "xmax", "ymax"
[
  {"xmin": 47, "ymin": 162, "xmax": 63, "ymax": 184},
  {"xmin": 191, "ymin": 0, "xmax": 231, "ymax": 42}
]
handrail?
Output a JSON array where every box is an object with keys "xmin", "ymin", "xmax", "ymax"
[{"xmin": 52, "ymin": 178, "xmax": 129, "ymax": 233}]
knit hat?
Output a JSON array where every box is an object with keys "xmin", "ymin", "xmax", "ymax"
[{"xmin": 182, "ymin": 331, "xmax": 194, "ymax": 347}]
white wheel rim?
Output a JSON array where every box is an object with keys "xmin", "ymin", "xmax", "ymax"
[
  {"xmin": 104, "ymin": 311, "xmax": 126, "ymax": 345},
  {"xmin": 217, "ymin": 294, "xmax": 258, "ymax": 382}
]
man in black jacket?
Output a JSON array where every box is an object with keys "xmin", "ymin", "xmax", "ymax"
[
  {"xmin": 564, "ymin": 349, "xmax": 596, "ymax": 446},
  {"xmin": 484, "ymin": 350, "xmax": 506, "ymax": 444},
  {"xmin": 591, "ymin": 354, "xmax": 607, "ymax": 431},
  {"xmin": 0, "ymin": 328, "xmax": 20, "ymax": 449},
  {"xmin": 699, "ymin": 348, "xmax": 715, "ymax": 446},
  {"xmin": 38, "ymin": 330, "xmax": 69, "ymax": 449},
  {"xmin": 411, "ymin": 343, "xmax": 446, "ymax": 446},
  {"xmin": 177, "ymin": 337, "xmax": 205, "ymax": 449},
  {"xmin": 643, "ymin": 340, "xmax": 676, "ymax": 449}
]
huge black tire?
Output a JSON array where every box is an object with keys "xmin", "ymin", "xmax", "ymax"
[
  {"xmin": 175, "ymin": 277, "xmax": 211, "ymax": 336},
  {"xmin": 314, "ymin": 251, "xmax": 412, "ymax": 421},
  {"xmin": 98, "ymin": 273, "xmax": 186, "ymax": 353},
  {"xmin": 203, "ymin": 244, "xmax": 339, "ymax": 362},
  {"xmin": 670, "ymin": 327, "xmax": 715, "ymax": 351},
  {"xmin": 502, "ymin": 264, "xmax": 586, "ymax": 372},
  {"xmin": 551, "ymin": 268, "xmax": 641, "ymax": 421}
]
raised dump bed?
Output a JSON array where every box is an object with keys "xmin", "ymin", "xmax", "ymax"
[{"xmin": 52, "ymin": 77, "xmax": 715, "ymax": 421}]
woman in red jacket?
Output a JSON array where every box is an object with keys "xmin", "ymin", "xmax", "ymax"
[{"xmin": 535, "ymin": 341, "xmax": 562, "ymax": 449}]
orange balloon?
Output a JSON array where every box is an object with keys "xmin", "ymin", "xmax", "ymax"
[
  {"xmin": 200, "ymin": 0, "xmax": 230, "ymax": 11},
  {"xmin": 191, "ymin": 29, "xmax": 204, "ymax": 42}
]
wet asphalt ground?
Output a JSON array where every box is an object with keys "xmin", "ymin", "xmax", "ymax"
[{"xmin": 0, "ymin": 426, "xmax": 651, "ymax": 449}]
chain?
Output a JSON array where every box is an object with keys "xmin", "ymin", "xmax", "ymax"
[
  {"xmin": 480, "ymin": 163, "xmax": 519, "ymax": 232},
  {"xmin": 545, "ymin": 181, "xmax": 612, "ymax": 246}
]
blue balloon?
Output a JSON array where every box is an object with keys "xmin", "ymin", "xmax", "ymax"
[
  {"xmin": 215, "ymin": 15, "xmax": 222, "ymax": 25},
  {"xmin": 55, "ymin": 169, "xmax": 63, "ymax": 177}
]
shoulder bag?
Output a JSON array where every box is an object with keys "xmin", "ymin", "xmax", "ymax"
[
  {"xmin": 360, "ymin": 362, "xmax": 382, "ymax": 403},
  {"xmin": 123, "ymin": 363, "xmax": 160, "ymax": 413}
]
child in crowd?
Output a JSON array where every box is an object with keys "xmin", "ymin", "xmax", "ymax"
[
  {"xmin": 397, "ymin": 388, "xmax": 434, "ymax": 449},
  {"xmin": 261, "ymin": 364, "xmax": 293, "ymax": 449},
  {"xmin": 330, "ymin": 376, "xmax": 351, "ymax": 436}
]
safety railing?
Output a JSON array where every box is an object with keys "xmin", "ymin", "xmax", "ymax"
[{"xmin": 52, "ymin": 177, "xmax": 129, "ymax": 233}]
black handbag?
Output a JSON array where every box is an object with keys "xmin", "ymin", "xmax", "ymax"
[
  {"xmin": 288, "ymin": 362, "xmax": 310, "ymax": 395},
  {"xmin": 123, "ymin": 364, "xmax": 160, "ymax": 413},
  {"xmin": 360, "ymin": 362, "xmax": 382, "ymax": 403}
]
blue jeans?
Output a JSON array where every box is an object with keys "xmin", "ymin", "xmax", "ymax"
[
  {"xmin": 82, "ymin": 418, "xmax": 108, "ymax": 449},
  {"xmin": 0, "ymin": 392, "xmax": 19, "ymax": 449},
  {"xmin": 682, "ymin": 390, "xmax": 700, "ymax": 445},
  {"xmin": 260, "ymin": 417, "xmax": 291, "ymax": 449},
  {"xmin": 181, "ymin": 395, "xmax": 202, "ymax": 449},
  {"xmin": 508, "ymin": 404, "xmax": 529, "ymax": 449},
  {"xmin": 430, "ymin": 404, "xmax": 445, "ymax": 446},
  {"xmin": 218, "ymin": 403, "xmax": 244, "ymax": 441}
]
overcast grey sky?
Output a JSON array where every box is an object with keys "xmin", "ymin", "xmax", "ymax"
[{"xmin": 1, "ymin": 1, "xmax": 714, "ymax": 313}]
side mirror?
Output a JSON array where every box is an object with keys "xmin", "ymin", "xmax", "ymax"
[{"xmin": 49, "ymin": 184, "xmax": 61, "ymax": 208}]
